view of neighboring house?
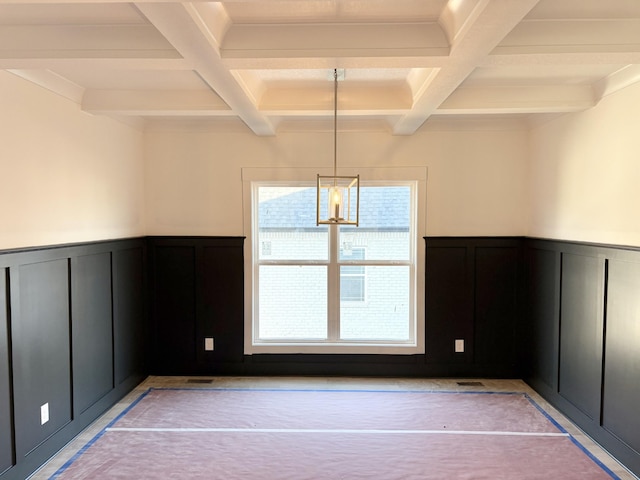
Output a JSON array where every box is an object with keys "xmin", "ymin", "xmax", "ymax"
[{"xmin": 256, "ymin": 184, "xmax": 414, "ymax": 343}]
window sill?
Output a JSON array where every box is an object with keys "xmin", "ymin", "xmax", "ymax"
[{"xmin": 246, "ymin": 342, "xmax": 423, "ymax": 355}]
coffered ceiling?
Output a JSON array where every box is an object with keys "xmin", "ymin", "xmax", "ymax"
[{"xmin": 2, "ymin": 0, "xmax": 640, "ymax": 134}]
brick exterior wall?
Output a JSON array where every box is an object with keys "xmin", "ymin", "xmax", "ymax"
[{"xmin": 258, "ymin": 231, "xmax": 411, "ymax": 340}]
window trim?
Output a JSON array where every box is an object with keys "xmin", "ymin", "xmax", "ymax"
[{"xmin": 242, "ymin": 167, "xmax": 427, "ymax": 355}]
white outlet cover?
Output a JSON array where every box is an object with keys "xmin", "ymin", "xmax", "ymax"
[
  {"xmin": 40, "ymin": 403, "xmax": 49, "ymax": 425},
  {"xmin": 205, "ymin": 337, "xmax": 214, "ymax": 351},
  {"xmin": 455, "ymin": 339, "xmax": 465, "ymax": 353}
]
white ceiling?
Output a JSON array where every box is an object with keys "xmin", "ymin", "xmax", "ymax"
[{"xmin": 2, "ymin": 0, "xmax": 640, "ymax": 134}]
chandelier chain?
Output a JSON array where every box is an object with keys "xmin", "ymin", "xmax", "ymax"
[{"xmin": 333, "ymin": 68, "xmax": 338, "ymax": 178}]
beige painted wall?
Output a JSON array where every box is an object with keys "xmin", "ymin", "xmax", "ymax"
[
  {"xmin": 528, "ymin": 81, "xmax": 640, "ymax": 247},
  {"xmin": 0, "ymin": 69, "xmax": 534, "ymax": 248},
  {"xmin": 0, "ymin": 71, "xmax": 145, "ymax": 250},
  {"xmin": 3, "ymin": 59, "xmax": 638, "ymax": 251},
  {"xmin": 144, "ymin": 122, "xmax": 528, "ymax": 237}
]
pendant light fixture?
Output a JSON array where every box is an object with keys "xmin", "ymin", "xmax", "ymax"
[{"xmin": 316, "ymin": 69, "xmax": 360, "ymax": 226}]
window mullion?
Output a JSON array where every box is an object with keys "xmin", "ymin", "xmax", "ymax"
[{"xmin": 327, "ymin": 224, "xmax": 340, "ymax": 341}]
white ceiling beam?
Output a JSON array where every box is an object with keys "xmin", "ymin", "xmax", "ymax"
[
  {"xmin": 0, "ymin": 0, "xmax": 214, "ymax": 3},
  {"xmin": 593, "ymin": 64, "xmax": 640, "ymax": 100},
  {"xmin": 439, "ymin": 0, "xmax": 490, "ymax": 47},
  {"xmin": 8, "ymin": 69, "xmax": 84, "ymax": 102},
  {"xmin": 221, "ymin": 22, "xmax": 449, "ymax": 61},
  {"xmin": 0, "ymin": 57, "xmax": 190, "ymax": 70},
  {"xmin": 190, "ymin": 2, "xmax": 231, "ymax": 51},
  {"xmin": 392, "ymin": 0, "xmax": 542, "ymax": 135},
  {"xmin": 136, "ymin": 2, "xmax": 275, "ymax": 135},
  {"xmin": 222, "ymin": 56, "xmax": 450, "ymax": 71},
  {"xmin": 436, "ymin": 85, "xmax": 595, "ymax": 114},
  {"xmin": 483, "ymin": 52, "xmax": 640, "ymax": 67},
  {"xmin": 275, "ymin": 117, "xmax": 393, "ymax": 134},
  {"xmin": 407, "ymin": 68, "xmax": 440, "ymax": 102},
  {"xmin": 0, "ymin": 25, "xmax": 178, "ymax": 58},
  {"xmin": 260, "ymin": 85, "xmax": 412, "ymax": 115},
  {"xmin": 82, "ymin": 89, "xmax": 231, "ymax": 116},
  {"xmin": 495, "ymin": 19, "xmax": 640, "ymax": 55}
]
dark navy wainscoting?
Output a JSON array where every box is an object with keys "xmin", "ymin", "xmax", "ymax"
[
  {"xmin": 148, "ymin": 237, "xmax": 245, "ymax": 376},
  {"xmin": 72, "ymin": 253, "xmax": 114, "ymax": 417},
  {"xmin": 3, "ymin": 235, "xmax": 640, "ymax": 478},
  {"xmin": 0, "ymin": 239, "xmax": 146, "ymax": 480},
  {"xmin": 0, "ymin": 270, "xmax": 13, "ymax": 476},
  {"xmin": 425, "ymin": 237, "xmax": 521, "ymax": 377},
  {"xmin": 13, "ymin": 259, "xmax": 72, "ymax": 459},
  {"xmin": 147, "ymin": 236, "xmax": 522, "ymax": 378},
  {"xmin": 523, "ymin": 239, "xmax": 640, "ymax": 477}
]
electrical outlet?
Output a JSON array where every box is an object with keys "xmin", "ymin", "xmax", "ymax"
[
  {"xmin": 204, "ymin": 337, "xmax": 214, "ymax": 351},
  {"xmin": 40, "ymin": 403, "xmax": 49, "ymax": 425},
  {"xmin": 455, "ymin": 339, "xmax": 465, "ymax": 353}
]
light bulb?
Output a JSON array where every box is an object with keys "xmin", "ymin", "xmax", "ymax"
[{"xmin": 329, "ymin": 187, "xmax": 343, "ymax": 221}]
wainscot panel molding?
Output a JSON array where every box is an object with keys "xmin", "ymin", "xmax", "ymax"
[
  {"xmin": 558, "ymin": 252, "xmax": 604, "ymax": 421},
  {"xmin": 425, "ymin": 237, "xmax": 522, "ymax": 378},
  {"xmin": 71, "ymin": 253, "xmax": 113, "ymax": 417},
  {"xmin": 148, "ymin": 237, "xmax": 245, "ymax": 376},
  {"xmin": 0, "ymin": 271, "xmax": 13, "ymax": 476},
  {"xmin": 0, "ymin": 238, "xmax": 147, "ymax": 480},
  {"xmin": 147, "ymin": 236, "xmax": 521, "ymax": 378},
  {"xmin": 523, "ymin": 238, "xmax": 640, "ymax": 478},
  {"xmin": 603, "ymin": 259, "xmax": 640, "ymax": 458},
  {"xmin": 13, "ymin": 259, "xmax": 72, "ymax": 459},
  {"xmin": 3, "ymin": 235, "xmax": 640, "ymax": 479}
]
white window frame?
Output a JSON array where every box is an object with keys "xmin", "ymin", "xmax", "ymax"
[{"xmin": 242, "ymin": 167, "xmax": 427, "ymax": 355}]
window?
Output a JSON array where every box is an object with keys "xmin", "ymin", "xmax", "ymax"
[
  {"xmin": 242, "ymin": 167, "xmax": 426, "ymax": 355},
  {"xmin": 340, "ymin": 247, "xmax": 365, "ymax": 302}
]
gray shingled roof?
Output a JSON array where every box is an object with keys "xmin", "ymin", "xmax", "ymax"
[{"xmin": 259, "ymin": 186, "xmax": 410, "ymax": 230}]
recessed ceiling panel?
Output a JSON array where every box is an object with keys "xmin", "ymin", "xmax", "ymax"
[
  {"xmin": 463, "ymin": 65, "xmax": 626, "ymax": 87},
  {"xmin": 0, "ymin": 4, "xmax": 147, "ymax": 26},
  {"xmin": 525, "ymin": 0, "xmax": 640, "ymax": 20},
  {"xmin": 254, "ymin": 68, "xmax": 411, "ymax": 86},
  {"xmin": 52, "ymin": 68, "xmax": 211, "ymax": 91},
  {"xmin": 224, "ymin": 0, "xmax": 446, "ymax": 24},
  {"xmin": 2, "ymin": 0, "xmax": 640, "ymax": 133}
]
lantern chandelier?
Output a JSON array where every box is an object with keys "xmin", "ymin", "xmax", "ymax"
[{"xmin": 316, "ymin": 69, "xmax": 360, "ymax": 226}]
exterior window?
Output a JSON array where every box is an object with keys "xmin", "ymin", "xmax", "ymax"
[
  {"xmin": 250, "ymin": 181, "xmax": 417, "ymax": 352},
  {"xmin": 340, "ymin": 247, "xmax": 365, "ymax": 302}
]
